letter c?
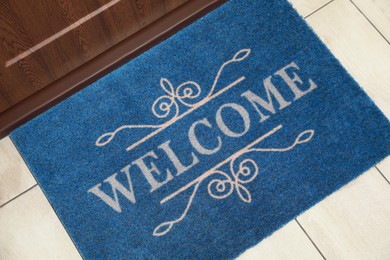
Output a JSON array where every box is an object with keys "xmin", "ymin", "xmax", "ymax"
[{"xmin": 188, "ymin": 118, "xmax": 222, "ymax": 155}]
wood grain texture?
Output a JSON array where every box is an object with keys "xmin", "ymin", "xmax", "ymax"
[
  {"xmin": 0, "ymin": 0, "xmax": 226, "ymax": 138},
  {"xmin": 0, "ymin": 0, "xmax": 389, "ymax": 258},
  {"xmin": 0, "ymin": 186, "xmax": 81, "ymax": 259},
  {"xmin": 237, "ymin": 1, "xmax": 350, "ymax": 257},
  {"xmin": 0, "ymin": 0, "xmax": 227, "ymax": 207},
  {"xmin": 377, "ymin": 156, "xmax": 390, "ymax": 182},
  {"xmin": 297, "ymin": 1, "xmax": 390, "ymax": 258},
  {"xmin": 352, "ymin": 0, "xmax": 390, "ymax": 43},
  {"xmin": 305, "ymin": 0, "xmax": 390, "ymax": 118},
  {"xmin": 297, "ymin": 169, "xmax": 390, "ymax": 259},
  {"xmin": 239, "ymin": 221, "xmax": 323, "ymax": 260},
  {"xmin": 0, "ymin": 137, "xmax": 36, "ymax": 206},
  {"xmin": 289, "ymin": 0, "xmax": 331, "ymax": 17},
  {"xmin": 0, "ymin": 0, "xmax": 188, "ymax": 114}
]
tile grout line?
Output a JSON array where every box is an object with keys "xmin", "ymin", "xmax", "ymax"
[
  {"xmin": 1, "ymin": 0, "xmax": 335, "ymax": 206},
  {"xmin": 304, "ymin": 0, "xmax": 335, "ymax": 19},
  {"xmin": 301, "ymin": 0, "xmax": 390, "ymax": 253},
  {"xmin": 349, "ymin": 0, "xmax": 390, "ymax": 46},
  {"xmin": 295, "ymin": 218, "xmax": 327, "ymax": 260},
  {"xmin": 375, "ymin": 166, "xmax": 390, "ymax": 185},
  {"xmin": 2, "ymin": 2, "xmax": 386, "ymax": 259},
  {"xmin": 8, "ymin": 137, "xmax": 83, "ymax": 258},
  {"xmin": 0, "ymin": 184, "xmax": 38, "ymax": 209}
]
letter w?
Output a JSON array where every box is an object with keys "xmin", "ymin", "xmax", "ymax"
[{"xmin": 88, "ymin": 165, "xmax": 136, "ymax": 213}]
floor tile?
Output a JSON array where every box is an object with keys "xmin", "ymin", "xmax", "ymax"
[
  {"xmin": 1, "ymin": 0, "xmax": 390, "ymax": 258},
  {"xmin": 289, "ymin": 0, "xmax": 332, "ymax": 17},
  {"xmin": 352, "ymin": 0, "xmax": 390, "ymax": 43},
  {"xmin": 377, "ymin": 156, "xmax": 390, "ymax": 182},
  {"xmin": 239, "ymin": 220, "xmax": 323, "ymax": 260},
  {"xmin": 297, "ymin": 168, "xmax": 390, "ymax": 259},
  {"xmin": 306, "ymin": 0, "xmax": 390, "ymax": 118},
  {"xmin": 0, "ymin": 137, "xmax": 36, "ymax": 206},
  {"xmin": 0, "ymin": 186, "xmax": 81, "ymax": 259}
]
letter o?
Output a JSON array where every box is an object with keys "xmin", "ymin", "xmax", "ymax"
[{"xmin": 216, "ymin": 103, "xmax": 250, "ymax": 138}]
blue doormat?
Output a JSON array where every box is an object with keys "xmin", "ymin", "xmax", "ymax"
[{"xmin": 11, "ymin": 0, "xmax": 389, "ymax": 258}]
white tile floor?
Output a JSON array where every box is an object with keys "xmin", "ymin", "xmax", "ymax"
[{"xmin": 0, "ymin": 0, "xmax": 389, "ymax": 259}]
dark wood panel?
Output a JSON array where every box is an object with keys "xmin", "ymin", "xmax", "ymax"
[
  {"xmin": 0, "ymin": 0, "xmax": 226, "ymax": 138},
  {"xmin": 0, "ymin": 0, "xmax": 188, "ymax": 113}
]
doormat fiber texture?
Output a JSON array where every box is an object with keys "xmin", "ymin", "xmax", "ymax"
[{"xmin": 11, "ymin": 0, "xmax": 389, "ymax": 258}]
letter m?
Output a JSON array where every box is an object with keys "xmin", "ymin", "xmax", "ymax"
[
  {"xmin": 88, "ymin": 165, "xmax": 136, "ymax": 213},
  {"xmin": 241, "ymin": 76, "xmax": 291, "ymax": 122}
]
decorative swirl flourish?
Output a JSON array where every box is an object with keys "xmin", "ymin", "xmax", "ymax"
[
  {"xmin": 95, "ymin": 48, "xmax": 251, "ymax": 147},
  {"xmin": 153, "ymin": 127, "xmax": 315, "ymax": 237},
  {"xmin": 206, "ymin": 158, "xmax": 259, "ymax": 203}
]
